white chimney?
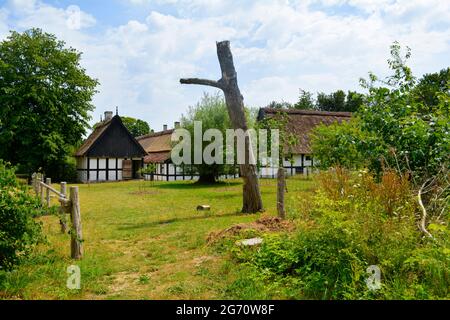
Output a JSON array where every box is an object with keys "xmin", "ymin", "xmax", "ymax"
[
  {"xmin": 163, "ymin": 124, "xmax": 168, "ymax": 131},
  {"xmin": 174, "ymin": 121, "xmax": 180, "ymax": 129},
  {"xmin": 104, "ymin": 111, "xmax": 113, "ymax": 121}
]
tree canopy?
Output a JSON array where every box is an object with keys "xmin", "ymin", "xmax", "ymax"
[
  {"xmin": 266, "ymin": 89, "xmax": 365, "ymax": 112},
  {"xmin": 312, "ymin": 42, "xmax": 450, "ymax": 182},
  {"xmin": 180, "ymin": 92, "xmax": 238, "ymax": 183},
  {"xmin": 0, "ymin": 29, "xmax": 98, "ymax": 180},
  {"xmin": 119, "ymin": 117, "xmax": 150, "ymax": 137}
]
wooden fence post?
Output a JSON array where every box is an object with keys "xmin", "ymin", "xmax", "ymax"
[
  {"xmin": 70, "ymin": 186, "xmax": 83, "ymax": 260},
  {"xmin": 32, "ymin": 173, "xmax": 37, "ymax": 196},
  {"xmin": 277, "ymin": 168, "xmax": 286, "ymax": 219},
  {"xmin": 60, "ymin": 182, "xmax": 68, "ymax": 233},
  {"xmin": 40, "ymin": 177, "xmax": 45, "ymax": 205},
  {"xmin": 46, "ymin": 178, "xmax": 51, "ymax": 207}
]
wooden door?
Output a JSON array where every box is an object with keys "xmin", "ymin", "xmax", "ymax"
[{"xmin": 123, "ymin": 160, "xmax": 132, "ymax": 180}]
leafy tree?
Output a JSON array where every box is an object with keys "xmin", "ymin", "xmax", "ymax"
[
  {"xmin": 413, "ymin": 67, "xmax": 450, "ymax": 112},
  {"xmin": 312, "ymin": 42, "xmax": 450, "ymax": 181},
  {"xmin": 293, "ymin": 89, "xmax": 364, "ymax": 112},
  {"xmin": 180, "ymin": 93, "xmax": 237, "ymax": 183},
  {"xmin": 293, "ymin": 89, "xmax": 315, "ymax": 110},
  {"xmin": 345, "ymin": 91, "xmax": 365, "ymax": 112},
  {"xmin": 266, "ymin": 100, "xmax": 293, "ymax": 109},
  {"xmin": 316, "ymin": 90, "xmax": 346, "ymax": 111},
  {"xmin": 120, "ymin": 117, "xmax": 150, "ymax": 137},
  {"xmin": 311, "ymin": 119, "xmax": 370, "ymax": 170},
  {"xmin": 0, "ymin": 29, "xmax": 98, "ymax": 180}
]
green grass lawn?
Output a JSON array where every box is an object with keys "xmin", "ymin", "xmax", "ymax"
[{"xmin": 1, "ymin": 177, "xmax": 315, "ymax": 300}]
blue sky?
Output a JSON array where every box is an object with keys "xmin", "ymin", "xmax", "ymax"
[{"xmin": 0, "ymin": 0, "xmax": 449, "ymax": 132}]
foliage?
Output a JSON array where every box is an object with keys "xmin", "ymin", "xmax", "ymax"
[
  {"xmin": 226, "ymin": 169, "xmax": 449, "ymax": 299},
  {"xmin": 312, "ymin": 90, "xmax": 364, "ymax": 112},
  {"xmin": 311, "ymin": 119, "xmax": 369, "ymax": 170},
  {"xmin": 92, "ymin": 116, "xmax": 150, "ymax": 137},
  {"xmin": 312, "ymin": 42, "xmax": 450, "ymax": 181},
  {"xmin": 316, "ymin": 90, "xmax": 346, "ymax": 111},
  {"xmin": 180, "ymin": 92, "xmax": 238, "ymax": 183},
  {"xmin": 293, "ymin": 90, "xmax": 315, "ymax": 110},
  {"xmin": 119, "ymin": 117, "xmax": 151, "ymax": 138},
  {"xmin": 0, "ymin": 160, "xmax": 44, "ymax": 271},
  {"xmin": 256, "ymin": 110, "xmax": 299, "ymax": 166},
  {"xmin": 413, "ymin": 67, "xmax": 449, "ymax": 112},
  {"xmin": 0, "ymin": 29, "xmax": 98, "ymax": 181},
  {"xmin": 267, "ymin": 90, "xmax": 364, "ymax": 112},
  {"xmin": 140, "ymin": 163, "xmax": 157, "ymax": 175},
  {"xmin": 265, "ymin": 100, "xmax": 293, "ymax": 109}
]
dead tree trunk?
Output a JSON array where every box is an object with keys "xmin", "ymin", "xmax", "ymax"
[{"xmin": 181, "ymin": 41, "xmax": 263, "ymax": 213}]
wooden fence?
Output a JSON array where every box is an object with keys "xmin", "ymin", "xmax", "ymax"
[{"xmin": 31, "ymin": 173, "xmax": 83, "ymax": 260}]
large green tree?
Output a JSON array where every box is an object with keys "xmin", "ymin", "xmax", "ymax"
[
  {"xmin": 413, "ymin": 67, "xmax": 450, "ymax": 112},
  {"xmin": 315, "ymin": 90, "xmax": 364, "ymax": 112},
  {"xmin": 312, "ymin": 42, "xmax": 450, "ymax": 181},
  {"xmin": 267, "ymin": 89, "xmax": 364, "ymax": 112},
  {"xmin": 180, "ymin": 93, "xmax": 238, "ymax": 183},
  {"xmin": 0, "ymin": 29, "xmax": 98, "ymax": 180},
  {"xmin": 120, "ymin": 117, "xmax": 150, "ymax": 137},
  {"xmin": 293, "ymin": 89, "xmax": 315, "ymax": 110},
  {"xmin": 92, "ymin": 116, "xmax": 150, "ymax": 138}
]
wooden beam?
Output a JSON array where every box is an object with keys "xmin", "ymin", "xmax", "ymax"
[
  {"xmin": 70, "ymin": 186, "xmax": 83, "ymax": 260},
  {"xmin": 277, "ymin": 168, "xmax": 286, "ymax": 219},
  {"xmin": 60, "ymin": 182, "xmax": 68, "ymax": 233},
  {"xmin": 45, "ymin": 178, "xmax": 51, "ymax": 207}
]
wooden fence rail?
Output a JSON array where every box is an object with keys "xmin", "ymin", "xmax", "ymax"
[{"xmin": 31, "ymin": 173, "xmax": 84, "ymax": 260}]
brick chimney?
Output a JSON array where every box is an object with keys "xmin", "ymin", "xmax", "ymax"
[{"xmin": 104, "ymin": 111, "xmax": 113, "ymax": 121}]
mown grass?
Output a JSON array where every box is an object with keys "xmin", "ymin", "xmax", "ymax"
[{"xmin": 0, "ymin": 177, "xmax": 315, "ymax": 300}]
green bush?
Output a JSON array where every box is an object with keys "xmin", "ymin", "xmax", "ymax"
[
  {"xmin": 0, "ymin": 160, "xmax": 44, "ymax": 270},
  {"xmin": 311, "ymin": 44, "xmax": 450, "ymax": 181},
  {"xmin": 225, "ymin": 169, "xmax": 449, "ymax": 300}
]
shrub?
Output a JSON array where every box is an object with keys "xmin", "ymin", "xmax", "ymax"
[
  {"xmin": 311, "ymin": 43, "xmax": 450, "ymax": 182},
  {"xmin": 0, "ymin": 160, "xmax": 44, "ymax": 270},
  {"xmin": 226, "ymin": 169, "xmax": 449, "ymax": 299}
]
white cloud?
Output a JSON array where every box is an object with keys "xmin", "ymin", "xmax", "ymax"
[{"xmin": 0, "ymin": 0, "xmax": 449, "ymax": 132}]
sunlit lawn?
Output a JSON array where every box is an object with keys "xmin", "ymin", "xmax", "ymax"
[{"xmin": 2, "ymin": 177, "xmax": 315, "ymax": 300}]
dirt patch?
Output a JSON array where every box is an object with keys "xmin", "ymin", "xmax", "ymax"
[{"xmin": 207, "ymin": 216, "xmax": 295, "ymax": 243}]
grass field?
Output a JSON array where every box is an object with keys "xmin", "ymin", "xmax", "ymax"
[{"xmin": 1, "ymin": 177, "xmax": 315, "ymax": 300}]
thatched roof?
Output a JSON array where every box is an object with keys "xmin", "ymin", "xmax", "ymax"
[
  {"xmin": 137, "ymin": 129, "xmax": 174, "ymax": 163},
  {"xmin": 75, "ymin": 115, "xmax": 146, "ymax": 158},
  {"xmin": 144, "ymin": 151, "xmax": 172, "ymax": 164},
  {"xmin": 75, "ymin": 118, "xmax": 113, "ymax": 157},
  {"xmin": 257, "ymin": 108, "xmax": 352, "ymax": 155}
]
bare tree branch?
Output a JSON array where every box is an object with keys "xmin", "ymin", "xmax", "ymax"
[
  {"xmin": 180, "ymin": 78, "xmax": 224, "ymax": 90},
  {"xmin": 418, "ymin": 178, "xmax": 434, "ymax": 239}
]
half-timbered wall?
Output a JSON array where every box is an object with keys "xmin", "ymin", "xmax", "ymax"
[
  {"xmin": 76, "ymin": 157, "xmax": 144, "ymax": 182},
  {"xmin": 259, "ymin": 154, "xmax": 316, "ymax": 178}
]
